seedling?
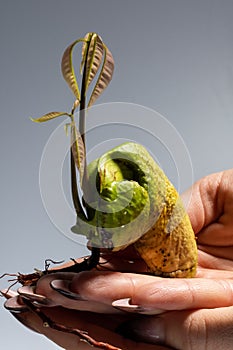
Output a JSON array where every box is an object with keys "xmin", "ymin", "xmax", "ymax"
[{"xmin": 1, "ymin": 32, "xmax": 115, "ymax": 289}]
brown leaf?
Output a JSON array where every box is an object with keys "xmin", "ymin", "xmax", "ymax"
[
  {"xmin": 81, "ymin": 33, "xmax": 104, "ymax": 90},
  {"xmin": 61, "ymin": 39, "xmax": 83, "ymax": 100},
  {"xmin": 88, "ymin": 44, "xmax": 114, "ymax": 107}
]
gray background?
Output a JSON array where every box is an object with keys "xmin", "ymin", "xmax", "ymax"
[{"xmin": 1, "ymin": 0, "xmax": 233, "ymax": 348}]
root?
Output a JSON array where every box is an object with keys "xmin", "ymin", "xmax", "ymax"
[
  {"xmin": 1, "ymin": 248, "xmax": 101, "ymax": 292},
  {"xmin": 22, "ymin": 298, "xmax": 122, "ymax": 350},
  {"xmin": 0, "ymin": 273, "xmax": 21, "ymax": 295},
  {"xmin": 44, "ymin": 259, "xmax": 65, "ymax": 271},
  {"xmin": 0, "ymin": 272, "xmax": 19, "ymax": 280}
]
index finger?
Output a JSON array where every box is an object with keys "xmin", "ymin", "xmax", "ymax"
[{"xmin": 70, "ymin": 271, "xmax": 233, "ymax": 314}]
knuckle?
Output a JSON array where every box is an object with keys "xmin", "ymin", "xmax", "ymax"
[
  {"xmin": 218, "ymin": 280, "xmax": 233, "ymax": 303},
  {"xmin": 183, "ymin": 311, "xmax": 208, "ymax": 350}
]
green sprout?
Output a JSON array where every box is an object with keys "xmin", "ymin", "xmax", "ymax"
[{"xmin": 32, "ymin": 32, "xmax": 114, "ymax": 222}]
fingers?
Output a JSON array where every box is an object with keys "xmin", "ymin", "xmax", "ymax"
[
  {"xmin": 181, "ymin": 171, "xmax": 223, "ymax": 234},
  {"xmin": 68, "ymin": 271, "xmax": 233, "ymax": 313},
  {"xmin": 36, "ymin": 307, "xmax": 168, "ymax": 350},
  {"xmin": 22, "ymin": 269, "xmax": 233, "ymax": 315},
  {"xmin": 198, "ymin": 246, "xmax": 233, "ymax": 268},
  {"xmin": 33, "ymin": 273, "xmax": 118, "ymax": 314},
  {"xmin": 117, "ymin": 306, "xmax": 233, "ymax": 350},
  {"xmin": 182, "ymin": 170, "xmax": 233, "ymax": 246},
  {"xmin": 4, "ymin": 280, "xmax": 233, "ymax": 350},
  {"xmin": 9, "ymin": 262, "xmax": 233, "ymax": 317},
  {"xmin": 3, "ymin": 299, "xmax": 168, "ymax": 350}
]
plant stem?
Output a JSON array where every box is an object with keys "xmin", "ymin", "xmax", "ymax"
[
  {"xmin": 70, "ymin": 36, "xmax": 100, "ymax": 260},
  {"xmin": 70, "ymin": 149, "xmax": 82, "ymax": 215},
  {"xmin": 78, "ymin": 38, "xmax": 93, "ymax": 215},
  {"xmin": 70, "ymin": 39, "xmax": 90, "ymax": 219}
]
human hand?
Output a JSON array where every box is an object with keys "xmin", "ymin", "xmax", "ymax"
[
  {"xmin": 2, "ymin": 264, "xmax": 169, "ymax": 350},
  {"xmin": 2, "ymin": 169, "xmax": 233, "ymax": 349},
  {"xmin": 66, "ymin": 169, "xmax": 233, "ymax": 349}
]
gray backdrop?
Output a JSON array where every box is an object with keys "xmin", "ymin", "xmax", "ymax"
[{"xmin": 1, "ymin": 0, "xmax": 233, "ymax": 348}]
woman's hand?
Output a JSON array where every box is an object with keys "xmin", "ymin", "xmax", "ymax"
[
  {"xmin": 2, "ymin": 266, "xmax": 169, "ymax": 350},
  {"xmin": 2, "ymin": 169, "xmax": 233, "ymax": 349}
]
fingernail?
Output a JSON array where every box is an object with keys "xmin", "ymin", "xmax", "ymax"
[
  {"xmin": 50, "ymin": 279, "xmax": 86, "ymax": 300},
  {"xmin": 112, "ymin": 298, "xmax": 164, "ymax": 315},
  {"xmin": 112, "ymin": 298, "xmax": 143, "ymax": 313},
  {"xmin": 116, "ymin": 316, "xmax": 165, "ymax": 344},
  {"xmin": 1, "ymin": 289, "xmax": 18, "ymax": 299},
  {"xmin": 17, "ymin": 286, "xmax": 54, "ymax": 306},
  {"xmin": 4, "ymin": 296, "xmax": 29, "ymax": 313}
]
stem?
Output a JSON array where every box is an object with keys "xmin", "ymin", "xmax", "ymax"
[
  {"xmin": 78, "ymin": 38, "xmax": 93, "ymax": 214},
  {"xmin": 70, "ymin": 36, "xmax": 100, "ymax": 260},
  {"xmin": 79, "ymin": 88, "xmax": 86, "ymax": 148},
  {"xmin": 69, "ymin": 39, "xmax": 90, "ymax": 218},
  {"xmin": 70, "ymin": 148, "xmax": 82, "ymax": 216}
]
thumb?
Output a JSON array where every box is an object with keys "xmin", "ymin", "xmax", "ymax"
[{"xmin": 116, "ymin": 306, "xmax": 233, "ymax": 350}]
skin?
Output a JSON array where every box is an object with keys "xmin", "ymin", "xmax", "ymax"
[{"xmin": 2, "ymin": 169, "xmax": 233, "ymax": 349}]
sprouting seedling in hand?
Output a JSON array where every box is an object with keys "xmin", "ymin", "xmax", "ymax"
[{"xmin": 1, "ymin": 32, "xmax": 198, "ymax": 350}]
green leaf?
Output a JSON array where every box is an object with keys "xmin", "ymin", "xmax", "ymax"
[
  {"xmin": 88, "ymin": 43, "xmax": 114, "ymax": 107},
  {"xmin": 81, "ymin": 33, "xmax": 104, "ymax": 91},
  {"xmin": 31, "ymin": 112, "xmax": 71, "ymax": 123},
  {"xmin": 70, "ymin": 121, "xmax": 85, "ymax": 183},
  {"xmin": 61, "ymin": 39, "xmax": 84, "ymax": 100}
]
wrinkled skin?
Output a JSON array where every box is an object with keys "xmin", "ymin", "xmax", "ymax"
[{"xmin": 2, "ymin": 169, "xmax": 233, "ymax": 350}]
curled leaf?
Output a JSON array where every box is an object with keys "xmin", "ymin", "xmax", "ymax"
[
  {"xmin": 88, "ymin": 43, "xmax": 114, "ymax": 107},
  {"xmin": 81, "ymin": 33, "xmax": 104, "ymax": 90},
  {"xmin": 61, "ymin": 39, "xmax": 83, "ymax": 100},
  {"xmin": 31, "ymin": 112, "xmax": 71, "ymax": 123}
]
